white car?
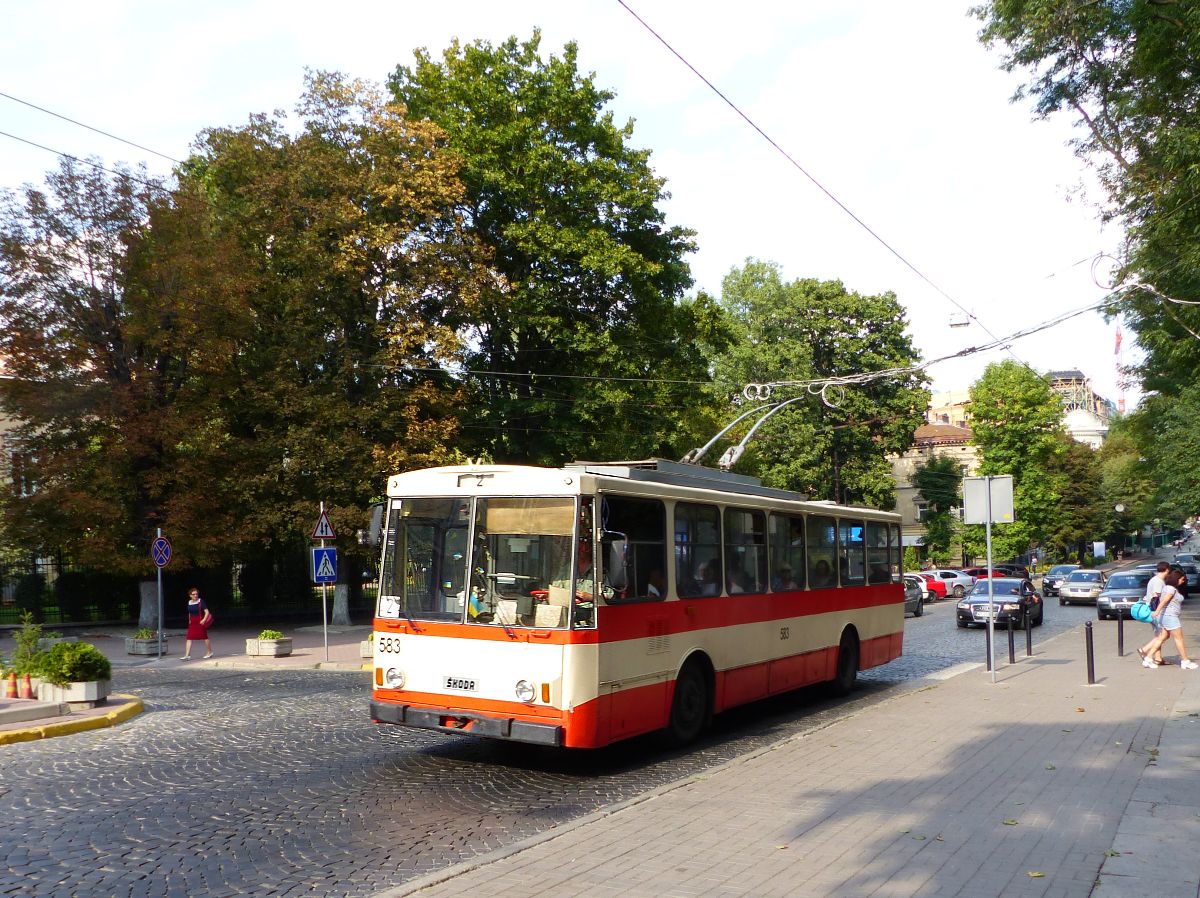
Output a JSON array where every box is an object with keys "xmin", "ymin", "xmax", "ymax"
[{"xmin": 925, "ymin": 568, "xmax": 976, "ymax": 598}]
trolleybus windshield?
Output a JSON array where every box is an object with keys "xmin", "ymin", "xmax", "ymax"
[{"xmin": 377, "ymin": 496, "xmax": 580, "ymax": 628}]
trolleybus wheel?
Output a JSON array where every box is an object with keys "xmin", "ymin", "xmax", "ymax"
[
  {"xmin": 830, "ymin": 631, "xmax": 859, "ymax": 696},
  {"xmin": 667, "ymin": 661, "xmax": 709, "ymax": 745}
]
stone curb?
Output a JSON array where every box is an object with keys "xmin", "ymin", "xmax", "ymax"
[
  {"xmin": 195, "ymin": 660, "xmax": 371, "ymax": 673},
  {"xmin": 0, "ymin": 694, "xmax": 144, "ymax": 746}
]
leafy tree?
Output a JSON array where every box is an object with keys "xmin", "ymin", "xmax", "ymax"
[
  {"xmin": 1123, "ymin": 393, "xmax": 1200, "ymax": 525},
  {"xmin": 973, "ymin": 1, "xmax": 1200, "ymax": 395},
  {"xmin": 912, "ymin": 455, "xmax": 963, "ymax": 561},
  {"xmin": 711, "ymin": 259, "xmax": 929, "ymax": 505},
  {"xmin": 0, "ymin": 72, "xmax": 483, "ymax": 617},
  {"xmin": 0, "ymin": 160, "xmax": 220, "ymax": 572},
  {"xmin": 962, "ymin": 361, "xmax": 1065, "ymax": 560},
  {"xmin": 389, "ymin": 31, "xmax": 724, "ymax": 466},
  {"xmin": 179, "ymin": 72, "xmax": 486, "ymax": 554},
  {"xmin": 1043, "ymin": 435, "xmax": 1104, "ymax": 563},
  {"xmin": 1096, "ymin": 421, "xmax": 1155, "ymax": 554}
]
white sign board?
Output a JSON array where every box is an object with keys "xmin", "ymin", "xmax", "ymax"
[
  {"xmin": 1093, "ymin": 541, "xmax": 1107, "ymax": 559},
  {"xmin": 962, "ymin": 476, "xmax": 1015, "ymax": 525}
]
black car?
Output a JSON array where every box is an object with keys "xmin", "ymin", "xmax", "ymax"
[
  {"xmin": 956, "ymin": 578, "xmax": 1044, "ymax": 629},
  {"xmin": 1041, "ymin": 564, "xmax": 1080, "ymax": 598}
]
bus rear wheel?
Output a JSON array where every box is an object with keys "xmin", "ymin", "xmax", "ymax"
[
  {"xmin": 667, "ymin": 661, "xmax": 710, "ymax": 745},
  {"xmin": 830, "ymin": 631, "xmax": 859, "ymax": 696}
]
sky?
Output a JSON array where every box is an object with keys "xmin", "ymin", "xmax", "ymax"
[{"xmin": 0, "ymin": 0, "xmax": 1133, "ymax": 408}]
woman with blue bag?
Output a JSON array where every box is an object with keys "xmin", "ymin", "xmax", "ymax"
[{"xmin": 1139, "ymin": 569, "xmax": 1198, "ymax": 670}]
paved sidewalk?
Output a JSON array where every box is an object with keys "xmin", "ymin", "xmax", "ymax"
[{"xmin": 381, "ymin": 617, "xmax": 1200, "ymax": 898}]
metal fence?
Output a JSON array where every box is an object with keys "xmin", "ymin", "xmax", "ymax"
[{"xmin": 0, "ymin": 550, "xmax": 376, "ymax": 628}]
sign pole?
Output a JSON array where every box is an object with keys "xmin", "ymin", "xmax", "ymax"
[
  {"xmin": 985, "ymin": 479, "xmax": 995, "ymax": 684},
  {"xmin": 156, "ymin": 527, "xmax": 164, "ymax": 660},
  {"xmin": 321, "ymin": 502, "xmax": 329, "ymax": 663}
]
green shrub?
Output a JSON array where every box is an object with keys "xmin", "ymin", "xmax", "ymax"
[
  {"xmin": 133, "ymin": 628, "xmax": 156, "ymax": 640},
  {"xmin": 9, "ymin": 611, "xmax": 46, "ymax": 677},
  {"xmin": 257, "ymin": 629, "xmax": 285, "ymax": 640},
  {"xmin": 14, "ymin": 573, "xmax": 47, "ymax": 622},
  {"xmin": 38, "ymin": 641, "xmax": 112, "ymax": 686}
]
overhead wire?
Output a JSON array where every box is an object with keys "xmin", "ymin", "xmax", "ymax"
[
  {"xmin": 0, "ymin": 90, "xmax": 183, "ymax": 164},
  {"xmin": 615, "ymin": 0, "xmax": 1031, "ymax": 370}
]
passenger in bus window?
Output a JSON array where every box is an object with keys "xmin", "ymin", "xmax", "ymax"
[
  {"xmin": 699, "ymin": 560, "xmax": 721, "ymax": 596},
  {"xmin": 647, "ymin": 568, "xmax": 666, "ymax": 598},
  {"xmin": 727, "ymin": 569, "xmax": 746, "ymax": 594},
  {"xmin": 811, "ymin": 558, "xmax": 834, "ymax": 588},
  {"xmin": 774, "ymin": 565, "xmax": 799, "ymax": 591}
]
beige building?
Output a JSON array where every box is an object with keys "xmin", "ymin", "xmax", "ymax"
[{"xmin": 890, "ymin": 423, "xmax": 980, "ymax": 559}]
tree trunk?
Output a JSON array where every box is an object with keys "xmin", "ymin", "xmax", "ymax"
[
  {"xmin": 137, "ymin": 580, "xmax": 159, "ymax": 629},
  {"xmin": 332, "ymin": 583, "xmax": 350, "ymax": 625}
]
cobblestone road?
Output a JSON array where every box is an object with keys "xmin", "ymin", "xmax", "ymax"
[{"xmin": 2, "ymin": 600, "xmax": 1101, "ymax": 898}]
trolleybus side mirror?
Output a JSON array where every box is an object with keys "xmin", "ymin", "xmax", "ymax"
[
  {"xmin": 602, "ymin": 531, "xmax": 629, "ymax": 590},
  {"xmin": 362, "ymin": 502, "xmax": 385, "ymax": 547}
]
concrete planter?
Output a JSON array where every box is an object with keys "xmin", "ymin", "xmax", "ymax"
[
  {"xmin": 36, "ymin": 678, "xmax": 110, "ymax": 706},
  {"xmin": 360, "ymin": 640, "xmax": 373, "ymax": 659},
  {"xmin": 36, "ymin": 635, "xmax": 79, "ymax": 651},
  {"xmin": 245, "ymin": 637, "xmax": 293, "ymax": 657},
  {"xmin": 125, "ymin": 636, "xmax": 169, "ymax": 655}
]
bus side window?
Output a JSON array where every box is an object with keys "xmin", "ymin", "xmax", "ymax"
[
  {"xmin": 724, "ymin": 506, "xmax": 766, "ymax": 595},
  {"xmin": 600, "ymin": 494, "xmax": 667, "ymax": 601},
  {"xmin": 807, "ymin": 515, "xmax": 837, "ymax": 588},
  {"xmin": 676, "ymin": 502, "xmax": 721, "ymax": 598}
]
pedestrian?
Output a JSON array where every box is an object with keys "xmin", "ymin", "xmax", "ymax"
[
  {"xmin": 182, "ymin": 586, "xmax": 214, "ymax": 661},
  {"xmin": 1140, "ymin": 561, "xmax": 1170, "ymax": 666},
  {"xmin": 1139, "ymin": 569, "xmax": 1198, "ymax": 670}
]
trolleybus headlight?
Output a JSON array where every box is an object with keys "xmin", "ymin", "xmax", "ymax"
[
  {"xmin": 384, "ymin": 668, "xmax": 405, "ymax": 689},
  {"xmin": 515, "ymin": 679, "xmax": 537, "ymax": 703}
]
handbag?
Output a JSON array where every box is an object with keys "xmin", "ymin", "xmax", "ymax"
[
  {"xmin": 1130, "ymin": 601, "xmax": 1152, "ymax": 623},
  {"xmin": 201, "ymin": 608, "xmax": 214, "ymax": 627}
]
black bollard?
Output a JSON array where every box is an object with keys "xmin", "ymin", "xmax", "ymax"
[
  {"xmin": 1008, "ymin": 614, "xmax": 1016, "ymax": 664},
  {"xmin": 1085, "ymin": 620, "xmax": 1096, "ymax": 685},
  {"xmin": 985, "ymin": 624, "xmax": 993, "ymax": 671},
  {"xmin": 1117, "ymin": 614, "xmax": 1124, "ymax": 657},
  {"xmin": 1026, "ymin": 609, "xmax": 1033, "ymax": 657}
]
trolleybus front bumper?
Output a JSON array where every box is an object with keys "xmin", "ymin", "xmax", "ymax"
[{"xmin": 370, "ymin": 700, "xmax": 563, "ymax": 746}]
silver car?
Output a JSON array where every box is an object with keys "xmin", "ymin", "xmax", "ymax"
[{"xmin": 1059, "ymin": 569, "xmax": 1106, "ymax": 605}]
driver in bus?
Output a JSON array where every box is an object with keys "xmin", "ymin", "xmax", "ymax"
[{"xmin": 551, "ymin": 537, "xmax": 614, "ymax": 603}]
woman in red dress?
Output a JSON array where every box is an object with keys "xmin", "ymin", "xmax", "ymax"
[{"xmin": 183, "ymin": 587, "xmax": 213, "ymax": 660}]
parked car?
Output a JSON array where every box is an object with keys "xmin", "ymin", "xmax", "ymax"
[
  {"xmin": 956, "ymin": 578, "xmax": 1044, "ymax": 629},
  {"xmin": 924, "ymin": 569, "xmax": 975, "ymax": 598},
  {"xmin": 1097, "ymin": 570, "xmax": 1154, "ymax": 620},
  {"xmin": 903, "ymin": 576, "xmax": 924, "ymax": 617},
  {"xmin": 906, "ymin": 573, "xmax": 930, "ymax": 603},
  {"xmin": 962, "ymin": 566, "xmax": 1015, "ymax": 581},
  {"xmin": 1058, "ymin": 569, "xmax": 1106, "ymax": 605},
  {"xmin": 918, "ymin": 572, "xmax": 948, "ymax": 600},
  {"xmin": 1174, "ymin": 552, "xmax": 1197, "ymax": 564},
  {"xmin": 1179, "ymin": 563, "xmax": 1200, "ymax": 590},
  {"xmin": 1041, "ymin": 564, "xmax": 1081, "ymax": 598},
  {"xmin": 999, "ymin": 563, "xmax": 1032, "ymax": 580}
]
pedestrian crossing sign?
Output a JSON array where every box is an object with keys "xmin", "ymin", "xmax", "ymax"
[{"xmin": 311, "ymin": 547, "xmax": 338, "ymax": 584}]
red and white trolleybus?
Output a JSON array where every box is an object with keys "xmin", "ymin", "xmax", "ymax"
[{"xmin": 369, "ymin": 459, "xmax": 904, "ymax": 748}]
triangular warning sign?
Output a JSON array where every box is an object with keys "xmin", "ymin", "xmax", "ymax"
[
  {"xmin": 316, "ymin": 552, "xmax": 336, "ymax": 579},
  {"xmin": 312, "ymin": 510, "xmax": 336, "ymax": 540}
]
